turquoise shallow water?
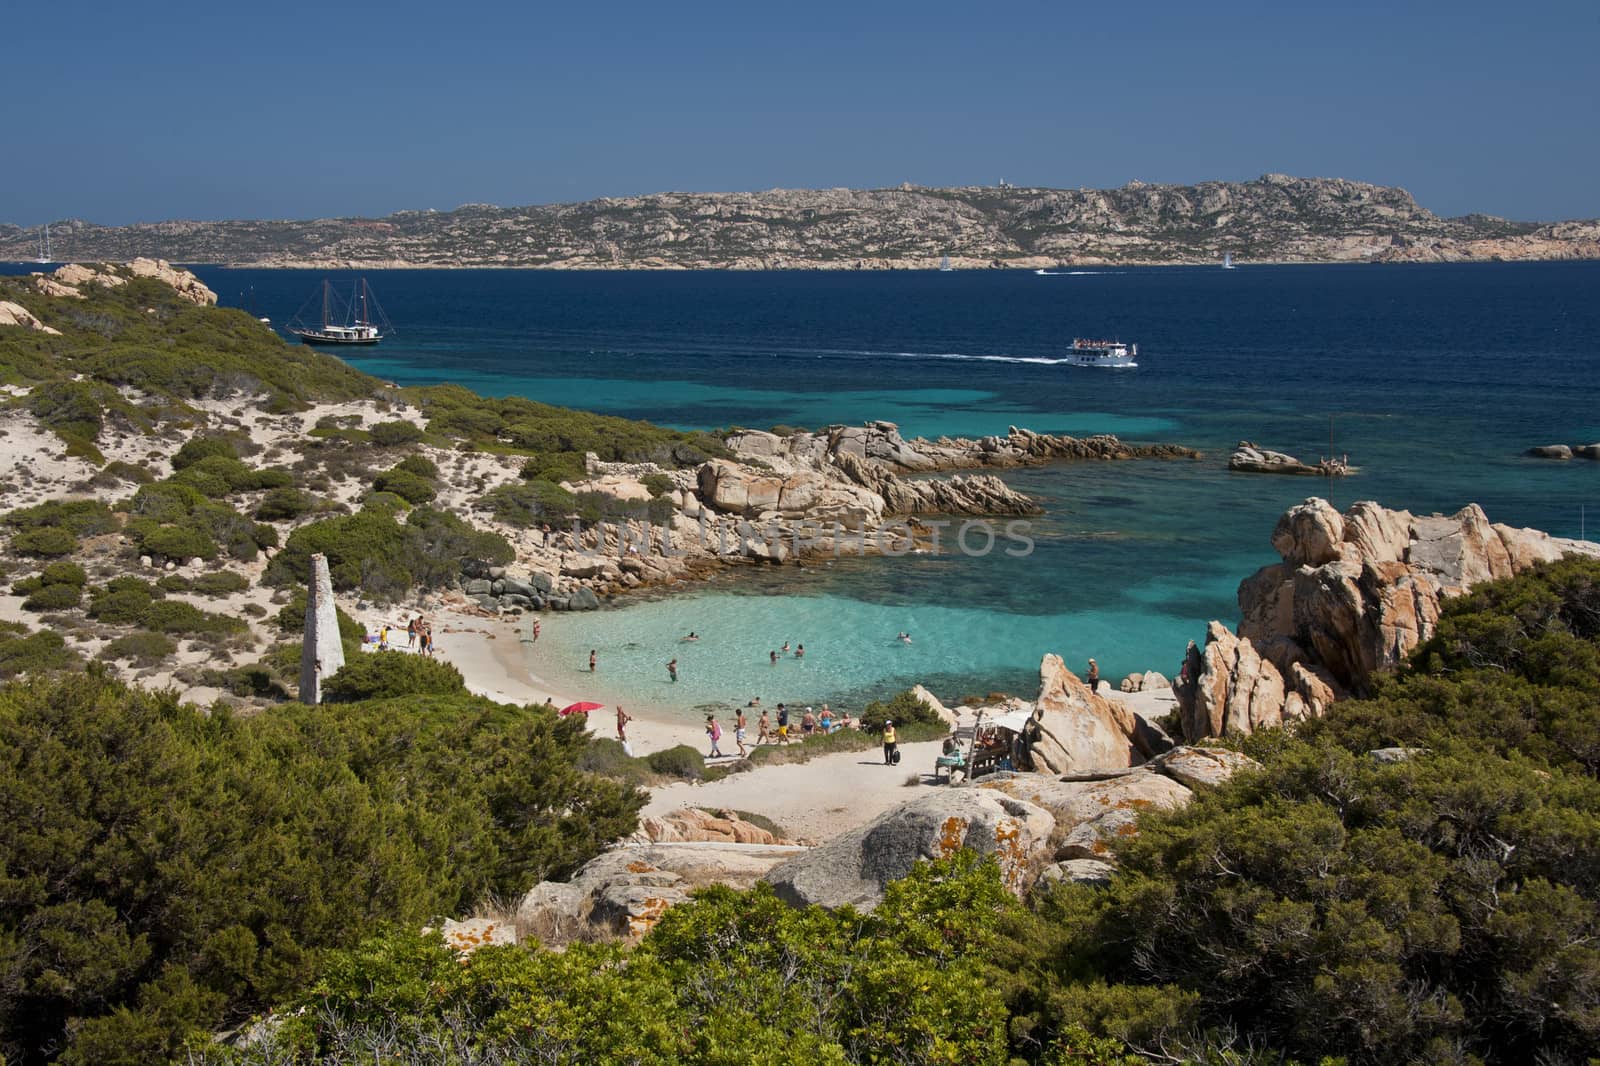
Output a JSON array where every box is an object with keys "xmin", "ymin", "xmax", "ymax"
[{"xmin": 175, "ymin": 263, "xmax": 1600, "ymax": 716}]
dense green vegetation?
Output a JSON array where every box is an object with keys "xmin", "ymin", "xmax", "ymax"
[
  {"xmin": 204, "ymin": 851, "xmax": 1054, "ymax": 1066},
  {"xmin": 0, "ymin": 673, "xmax": 644, "ymax": 1065},
  {"xmin": 265, "ymin": 503, "xmax": 514, "ymax": 601}
]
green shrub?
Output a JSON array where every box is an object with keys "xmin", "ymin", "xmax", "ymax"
[
  {"xmin": 3, "ymin": 498, "xmax": 117, "ymax": 537},
  {"xmin": 11, "ymin": 525, "xmax": 77, "ymax": 557},
  {"xmin": 643, "ymin": 744, "xmax": 706, "ymax": 782},
  {"xmin": 641, "ymin": 472, "xmax": 674, "ymax": 498},
  {"xmin": 9, "ymin": 576, "xmax": 42, "ymax": 596},
  {"xmin": 98, "ymin": 460, "xmax": 154, "ymax": 485},
  {"xmin": 393, "ymin": 454, "xmax": 438, "ymax": 478},
  {"xmin": 321, "ymin": 652, "xmax": 467, "ymax": 703},
  {"xmin": 859, "ymin": 689, "xmax": 944, "ymax": 734},
  {"xmin": 135, "ymin": 523, "xmax": 217, "ymax": 562},
  {"xmin": 99, "ymin": 631, "xmax": 178, "ymax": 665},
  {"xmin": 0, "ymin": 625, "xmax": 81, "ymax": 678},
  {"xmin": 87, "ymin": 585, "xmax": 157, "ymax": 624},
  {"xmin": 520, "ymin": 452, "xmax": 588, "ymax": 484},
  {"xmin": 484, "ymin": 480, "xmax": 578, "ymax": 526},
  {"xmin": 254, "ymin": 486, "xmax": 316, "ymax": 521},
  {"xmin": 274, "ymin": 593, "xmax": 364, "ymax": 649},
  {"xmin": 172, "ymin": 436, "xmax": 239, "ymax": 470},
  {"xmin": 141, "ymin": 600, "xmax": 247, "ymax": 637},
  {"xmin": 371, "ymin": 468, "xmax": 436, "ymax": 505},
  {"xmin": 266, "ymin": 506, "xmax": 512, "ymax": 602},
  {"xmin": 40, "ymin": 561, "xmax": 88, "ymax": 587},
  {"xmin": 190, "ymin": 571, "xmax": 249, "ymax": 597},
  {"xmin": 23, "ymin": 582, "xmax": 81, "ymax": 611},
  {"xmin": 0, "ymin": 672, "xmax": 643, "ymax": 1063},
  {"xmin": 368, "ymin": 420, "xmax": 424, "ymax": 447},
  {"xmin": 156, "ymin": 574, "xmax": 192, "ymax": 592}
]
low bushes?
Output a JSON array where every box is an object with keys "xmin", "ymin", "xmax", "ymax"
[
  {"xmin": 253, "ymin": 486, "xmax": 317, "ymax": 521},
  {"xmin": 99, "ymin": 630, "xmax": 178, "ymax": 665},
  {"xmin": 321, "ymin": 652, "xmax": 466, "ymax": 702},
  {"xmin": 0, "ymin": 622, "xmax": 81, "ymax": 679},
  {"xmin": 367, "ymin": 420, "xmax": 424, "ymax": 447},
  {"xmin": 125, "ymin": 482, "xmax": 277, "ymax": 563},
  {"xmin": 370, "ymin": 467, "xmax": 436, "ymax": 505},
  {"xmin": 266, "ymin": 504, "xmax": 512, "ymax": 602}
]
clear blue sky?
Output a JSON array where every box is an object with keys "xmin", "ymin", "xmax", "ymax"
[{"xmin": 4, "ymin": 0, "xmax": 1597, "ymax": 225}]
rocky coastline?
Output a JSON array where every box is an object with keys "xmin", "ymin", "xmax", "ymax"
[{"xmin": 7, "ymin": 174, "xmax": 1598, "ymax": 268}]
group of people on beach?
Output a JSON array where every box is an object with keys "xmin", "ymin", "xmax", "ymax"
[{"xmin": 374, "ymin": 615, "xmax": 435, "ymax": 656}]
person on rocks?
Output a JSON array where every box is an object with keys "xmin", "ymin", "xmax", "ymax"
[
  {"xmin": 776, "ymin": 703, "xmax": 790, "ymax": 744},
  {"xmin": 667, "ymin": 658, "xmax": 678, "ymax": 682},
  {"xmin": 706, "ymin": 714, "xmax": 724, "ymax": 758},
  {"xmin": 818, "ymin": 705, "xmax": 834, "ymax": 732},
  {"xmin": 1086, "ymin": 658, "xmax": 1100, "ymax": 693},
  {"xmin": 735, "ymin": 708, "xmax": 748, "ymax": 757},
  {"xmin": 801, "ymin": 707, "xmax": 817, "ymax": 734},
  {"xmin": 589, "ymin": 649, "xmax": 597, "ymax": 673},
  {"xmin": 882, "ymin": 719, "xmax": 899, "ymax": 765}
]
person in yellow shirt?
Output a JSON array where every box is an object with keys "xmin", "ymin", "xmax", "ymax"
[{"xmin": 882, "ymin": 719, "xmax": 898, "ymax": 765}]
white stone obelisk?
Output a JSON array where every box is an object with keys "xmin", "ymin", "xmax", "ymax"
[{"xmin": 300, "ymin": 553, "xmax": 345, "ymax": 704}]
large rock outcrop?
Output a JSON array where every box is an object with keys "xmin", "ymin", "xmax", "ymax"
[
  {"xmin": 763, "ymin": 789, "xmax": 1053, "ymax": 910},
  {"xmin": 0, "ymin": 301, "xmax": 61, "ymax": 335},
  {"xmin": 518, "ymin": 842, "xmax": 807, "ymax": 943},
  {"xmin": 1029, "ymin": 654, "xmax": 1171, "ymax": 772},
  {"xmin": 1176, "ymin": 498, "xmax": 1600, "ymax": 741}
]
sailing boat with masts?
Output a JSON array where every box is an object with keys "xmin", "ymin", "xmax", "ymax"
[
  {"xmin": 287, "ymin": 278, "xmax": 392, "ymax": 346},
  {"xmin": 35, "ymin": 224, "xmax": 51, "ymax": 264}
]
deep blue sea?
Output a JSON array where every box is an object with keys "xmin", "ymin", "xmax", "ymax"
[{"xmin": 14, "ymin": 261, "xmax": 1600, "ymax": 711}]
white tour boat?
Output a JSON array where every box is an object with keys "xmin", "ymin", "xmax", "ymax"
[{"xmin": 1064, "ymin": 338, "xmax": 1137, "ymax": 368}]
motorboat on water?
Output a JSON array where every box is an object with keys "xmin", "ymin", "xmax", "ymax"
[
  {"xmin": 1064, "ymin": 338, "xmax": 1137, "ymax": 368},
  {"xmin": 287, "ymin": 278, "xmax": 392, "ymax": 346}
]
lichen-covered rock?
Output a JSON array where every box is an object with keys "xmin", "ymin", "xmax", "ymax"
[
  {"xmin": 762, "ymin": 789, "xmax": 1053, "ymax": 910},
  {"xmin": 518, "ymin": 843, "xmax": 805, "ymax": 943},
  {"xmin": 633, "ymin": 808, "xmax": 799, "ymax": 846},
  {"xmin": 1149, "ymin": 746, "xmax": 1261, "ymax": 790},
  {"xmin": 436, "ymin": 917, "xmax": 516, "ymax": 955}
]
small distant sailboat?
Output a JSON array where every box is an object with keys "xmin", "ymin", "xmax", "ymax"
[
  {"xmin": 1222, "ymin": 250, "xmax": 1236, "ymax": 270},
  {"xmin": 287, "ymin": 278, "xmax": 392, "ymax": 346},
  {"xmin": 939, "ymin": 255, "xmax": 953, "ymax": 272},
  {"xmin": 35, "ymin": 224, "xmax": 51, "ymax": 264}
]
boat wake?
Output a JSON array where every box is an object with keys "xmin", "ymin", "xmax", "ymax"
[
  {"xmin": 1034, "ymin": 269, "xmax": 1120, "ymax": 276},
  {"xmin": 895, "ymin": 351, "xmax": 1078, "ymax": 366}
]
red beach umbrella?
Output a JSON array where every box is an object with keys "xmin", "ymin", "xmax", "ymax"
[{"xmin": 560, "ymin": 701, "xmax": 604, "ymax": 716}]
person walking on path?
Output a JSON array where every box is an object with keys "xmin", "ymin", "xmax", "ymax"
[
  {"xmin": 776, "ymin": 703, "xmax": 790, "ymax": 744},
  {"xmin": 616, "ymin": 706, "xmax": 631, "ymax": 743},
  {"xmin": 667, "ymin": 658, "xmax": 678, "ymax": 682},
  {"xmin": 734, "ymin": 708, "xmax": 748, "ymax": 757},
  {"xmin": 406, "ymin": 616, "xmax": 418, "ymax": 649},
  {"xmin": 882, "ymin": 719, "xmax": 899, "ymax": 765},
  {"xmin": 1086, "ymin": 658, "xmax": 1100, "ymax": 694},
  {"xmin": 589, "ymin": 649, "xmax": 597, "ymax": 673},
  {"xmin": 706, "ymin": 715, "xmax": 724, "ymax": 758},
  {"xmin": 756, "ymin": 709, "xmax": 771, "ymax": 744}
]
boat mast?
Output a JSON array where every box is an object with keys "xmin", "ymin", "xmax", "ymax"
[
  {"xmin": 322, "ymin": 280, "xmax": 330, "ymax": 330},
  {"xmin": 359, "ymin": 280, "xmax": 369, "ymax": 328}
]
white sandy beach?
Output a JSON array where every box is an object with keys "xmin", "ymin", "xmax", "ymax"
[{"xmin": 425, "ymin": 602, "xmax": 1180, "ymax": 843}]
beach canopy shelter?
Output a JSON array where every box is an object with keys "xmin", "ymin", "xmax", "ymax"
[
  {"xmin": 560, "ymin": 701, "xmax": 604, "ymax": 716},
  {"xmin": 983, "ymin": 708, "xmax": 1035, "ymax": 735}
]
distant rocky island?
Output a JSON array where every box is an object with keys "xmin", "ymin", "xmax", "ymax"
[{"xmin": 4, "ymin": 173, "xmax": 1597, "ymax": 269}]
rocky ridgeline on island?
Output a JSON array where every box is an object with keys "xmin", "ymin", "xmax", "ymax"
[{"xmin": 6, "ymin": 174, "xmax": 1598, "ymax": 268}]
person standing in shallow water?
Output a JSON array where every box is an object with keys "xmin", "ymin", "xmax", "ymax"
[
  {"xmin": 589, "ymin": 649, "xmax": 597, "ymax": 673},
  {"xmin": 1086, "ymin": 658, "xmax": 1100, "ymax": 693},
  {"xmin": 667, "ymin": 658, "xmax": 678, "ymax": 682}
]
